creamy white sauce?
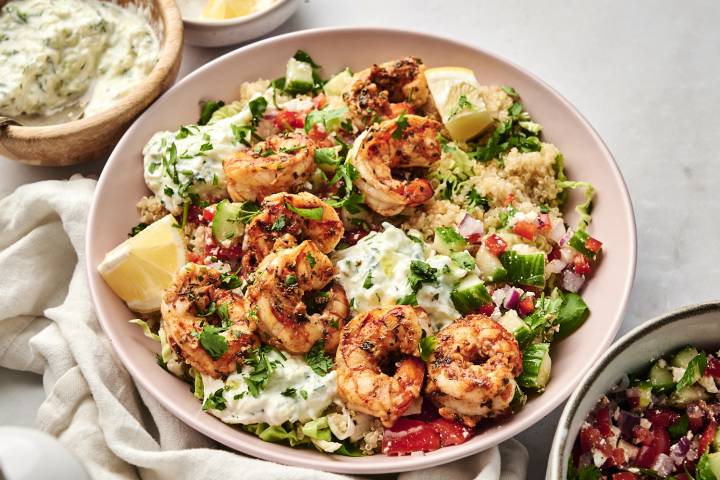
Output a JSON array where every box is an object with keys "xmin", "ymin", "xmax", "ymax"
[
  {"xmin": 176, "ymin": 0, "xmax": 279, "ymax": 21},
  {"xmin": 0, "ymin": 0, "xmax": 159, "ymax": 118},
  {"xmin": 201, "ymin": 350, "xmax": 337, "ymax": 425},
  {"xmin": 333, "ymin": 223, "xmax": 471, "ymax": 331},
  {"xmin": 142, "ymin": 87, "xmax": 280, "ymax": 214}
]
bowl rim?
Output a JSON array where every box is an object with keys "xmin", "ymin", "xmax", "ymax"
[
  {"xmin": 547, "ymin": 301, "xmax": 720, "ymax": 480},
  {"xmin": 2, "ymin": 0, "xmax": 183, "ymax": 140},
  {"xmin": 181, "ymin": 0, "xmax": 291, "ymax": 27},
  {"xmin": 86, "ymin": 26, "xmax": 637, "ymax": 474}
]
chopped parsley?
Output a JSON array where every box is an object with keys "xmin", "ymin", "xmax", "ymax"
[
  {"xmin": 220, "ymin": 272, "xmax": 242, "ymax": 290},
  {"xmin": 305, "ymin": 341, "xmax": 333, "ymax": 376},
  {"xmin": 285, "ymin": 275, "xmax": 298, "ymax": 286},
  {"xmin": 363, "ymin": 272, "xmax": 374, "ymax": 289},
  {"xmin": 306, "ymin": 252, "xmax": 316, "ymax": 268},
  {"xmin": 271, "ymin": 214, "xmax": 287, "ymax": 231},
  {"xmin": 128, "ymin": 222, "xmax": 148, "ymax": 237},
  {"xmin": 202, "ymin": 388, "xmax": 227, "ymax": 411},
  {"xmin": 391, "ymin": 112, "xmax": 409, "ymax": 139},
  {"xmin": 285, "ymin": 202, "xmax": 324, "ymax": 221},
  {"xmin": 195, "ymin": 325, "xmax": 228, "ymax": 360},
  {"xmin": 281, "ymin": 387, "xmax": 297, "ymax": 398},
  {"xmin": 397, "ymin": 261, "xmax": 438, "ymax": 306},
  {"xmin": 248, "ymin": 96, "xmax": 268, "ymax": 127},
  {"xmin": 468, "ymin": 101, "xmax": 541, "ymax": 162},
  {"xmin": 243, "ymin": 345, "xmax": 286, "ymax": 397},
  {"xmin": 315, "ymin": 147, "xmax": 342, "ymax": 166},
  {"xmin": 325, "ymin": 162, "xmax": 364, "ymax": 213}
]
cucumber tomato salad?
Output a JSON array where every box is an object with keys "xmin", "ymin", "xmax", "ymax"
[
  {"xmin": 570, "ymin": 347, "xmax": 720, "ymax": 480},
  {"xmin": 102, "ymin": 51, "xmax": 603, "ymax": 456}
]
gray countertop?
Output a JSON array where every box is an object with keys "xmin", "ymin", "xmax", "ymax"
[{"xmin": 2, "ymin": 0, "xmax": 720, "ymax": 477}]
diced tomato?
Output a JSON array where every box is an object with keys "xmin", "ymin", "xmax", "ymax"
[
  {"xmin": 503, "ymin": 193, "xmax": 514, "ymax": 206},
  {"xmin": 699, "ymin": 421, "xmax": 717, "ymax": 454},
  {"xmin": 202, "ymin": 205, "xmax": 215, "ymax": 223},
  {"xmin": 513, "ymin": 220, "xmax": 537, "ymax": 241},
  {"xmin": 646, "ymin": 408, "xmax": 680, "ymax": 428},
  {"xmin": 381, "ymin": 418, "xmax": 441, "ymax": 456},
  {"xmin": 307, "ymin": 124, "xmax": 333, "ymax": 147},
  {"xmin": 579, "ymin": 426, "xmax": 603, "ymax": 454},
  {"xmin": 653, "ymin": 427, "xmax": 670, "ymax": 454},
  {"xmin": 273, "ymin": 110, "xmax": 305, "ymax": 131},
  {"xmin": 612, "ymin": 472, "xmax": 638, "ymax": 480},
  {"xmin": 635, "ymin": 444, "xmax": 659, "ymax": 468},
  {"xmin": 705, "ymin": 356, "xmax": 720, "ymax": 377},
  {"xmin": 585, "ymin": 236, "xmax": 603, "ymax": 254},
  {"xmin": 186, "ymin": 251, "xmax": 202, "ymax": 263},
  {"xmin": 687, "ymin": 404, "xmax": 706, "ymax": 432},
  {"xmin": 595, "ymin": 407, "xmax": 613, "ymax": 436},
  {"xmin": 573, "ymin": 254, "xmax": 592, "ymax": 275},
  {"xmin": 518, "ymin": 296, "xmax": 535, "ymax": 316},
  {"xmin": 633, "ymin": 425, "xmax": 654, "ymax": 446},
  {"xmin": 484, "ymin": 234, "xmax": 507, "ymax": 256},
  {"xmin": 537, "ymin": 213, "xmax": 552, "ymax": 234},
  {"xmin": 313, "ymin": 93, "xmax": 327, "ymax": 110},
  {"xmin": 430, "ymin": 418, "xmax": 474, "ymax": 447},
  {"xmin": 477, "ymin": 303, "xmax": 495, "ymax": 316}
]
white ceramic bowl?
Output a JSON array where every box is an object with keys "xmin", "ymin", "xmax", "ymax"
[
  {"xmin": 86, "ymin": 27, "xmax": 636, "ymax": 474},
  {"xmin": 182, "ymin": 0, "xmax": 300, "ymax": 47},
  {"xmin": 547, "ymin": 302, "xmax": 720, "ymax": 480}
]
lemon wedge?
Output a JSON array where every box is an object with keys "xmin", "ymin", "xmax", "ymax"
[
  {"xmin": 425, "ymin": 67, "xmax": 493, "ymax": 142},
  {"xmin": 98, "ymin": 214, "xmax": 186, "ymax": 313},
  {"xmin": 202, "ymin": 0, "xmax": 257, "ymax": 20}
]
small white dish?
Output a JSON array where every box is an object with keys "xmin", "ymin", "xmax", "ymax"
[
  {"xmin": 181, "ymin": 0, "xmax": 300, "ymax": 47},
  {"xmin": 547, "ymin": 302, "xmax": 720, "ymax": 480}
]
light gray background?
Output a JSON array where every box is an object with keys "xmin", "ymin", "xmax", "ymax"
[{"xmin": 2, "ymin": 0, "xmax": 720, "ymax": 477}]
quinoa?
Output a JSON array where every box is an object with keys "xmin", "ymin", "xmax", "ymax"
[
  {"xmin": 238, "ymin": 79, "xmax": 271, "ymax": 105},
  {"xmin": 478, "ymin": 85, "xmax": 514, "ymax": 122},
  {"xmin": 402, "ymin": 199, "xmax": 467, "ymax": 239},
  {"xmin": 136, "ymin": 195, "xmax": 169, "ymax": 224}
]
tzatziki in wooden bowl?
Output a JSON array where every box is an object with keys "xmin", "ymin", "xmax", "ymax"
[{"xmin": 0, "ymin": 0, "xmax": 183, "ymax": 166}]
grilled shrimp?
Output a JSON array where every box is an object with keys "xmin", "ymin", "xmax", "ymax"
[
  {"xmin": 247, "ymin": 240, "xmax": 348, "ymax": 355},
  {"xmin": 223, "ymin": 131, "xmax": 316, "ymax": 203},
  {"xmin": 335, "ymin": 305, "xmax": 427, "ymax": 427},
  {"xmin": 161, "ymin": 263, "xmax": 259, "ymax": 378},
  {"xmin": 425, "ymin": 315, "xmax": 523, "ymax": 427},
  {"xmin": 241, "ymin": 192, "xmax": 344, "ymax": 272},
  {"xmin": 351, "ymin": 114, "xmax": 442, "ymax": 216},
  {"xmin": 344, "ymin": 56, "xmax": 430, "ymax": 128}
]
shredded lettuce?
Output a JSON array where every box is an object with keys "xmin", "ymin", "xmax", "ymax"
[
  {"xmin": 208, "ymin": 100, "xmax": 244, "ymax": 124},
  {"xmin": 555, "ymin": 154, "xmax": 595, "ymax": 231},
  {"xmin": 193, "ymin": 371, "xmax": 204, "ymax": 399},
  {"xmin": 129, "ymin": 319, "xmax": 160, "ymax": 342}
]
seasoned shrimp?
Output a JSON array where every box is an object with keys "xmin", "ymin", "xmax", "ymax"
[
  {"xmin": 425, "ymin": 315, "xmax": 523, "ymax": 427},
  {"xmin": 161, "ymin": 263, "xmax": 259, "ymax": 378},
  {"xmin": 344, "ymin": 56, "xmax": 430, "ymax": 128},
  {"xmin": 247, "ymin": 240, "xmax": 348, "ymax": 355},
  {"xmin": 351, "ymin": 114, "xmax": 442, "ymax": 216},
  {"xmin": 335, "ymin": 305, "xmax": 427, "ymax": 427},
  {"xmin": 223, "ymin": 131, "xmax": 316, "ymax": 203},
  {"xmin": 241, "ymin": 192, "xmax": 344, "ymax": 272}
]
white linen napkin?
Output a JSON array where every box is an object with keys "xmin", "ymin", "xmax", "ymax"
[{"xmin": 0, "ymin": 177, "xmax": 529, "ymax": 480}]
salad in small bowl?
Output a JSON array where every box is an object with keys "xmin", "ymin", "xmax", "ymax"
[{"xmin": 549, "ymin": 303, "xmax": 720, "ymax": 480}]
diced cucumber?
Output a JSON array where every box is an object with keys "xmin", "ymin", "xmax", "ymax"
[
  {"xmin": 434, "ymin": 227, "xmax": 468, "ymax": 255},
  {"xmin": 697, "ymin": 452, "xmax": 720, "ymax": 480},
  {"xmin": 517, "ymin": 343, "xmax": 551, "ymax": 391},
  {"xmin": 285, "ymin": 57, "xmax": 315, "ymax": 94},
  {"xmin": 510, "ymin": 384, "xmax": 527, "ymax": 411},
  {"xmin": 500, "ymin": 250, "xmax": 546, "ymax": 288},
  {"xmin": 670, "ymin": 384, "xmax": 710, "ymax": 407},
  {"xmin": 673, "ymin": 346, "xmax": 700, "ymax": 368},
  {"xmin": 450, "ymin": 251, "xmax": 476, "ymax": 271},
  {"xmin": 497, "ymin": 310, "xmax": 534, "ymax": 349},
  {"xmin": 635, "ymin": 381, "xmax": 653, "ymax": 409},
  {"xmin": 212, "ymin": 200, "xmax": 245, "ymax": 241},
  {"xmin": 475, "ymin": 247, "xmax": 507, "ymax": 282},
  {"xmin": 649, "ymin": 362, "xmax": 675, "ymax": 392},
  {"xmin": 710, "ymin": 453, "xmax": 720, "ymax": 479},
  {"xmin": 568, "ymin": 229, "xmax": 600, "ymax": 259},
  {"xmin": 323, "ymin": 68, "xmax": 353, "ymax": 97},
  {"xmin": 451, "ymin": 275, "xmax": 491, "ymax": 315}
]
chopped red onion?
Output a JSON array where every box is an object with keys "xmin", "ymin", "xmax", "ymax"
[
  {"xmin": 559, "ymin": 229, "xmax": 572, "ymax": 246},
  {"xmin": 562, "ymin": 270, "xmax": 585, "ymax": 292},
  {"xmin": 617, "ymin": 410, "xmax": 641, "ymax": 439},
  {"xmin": 546, "ymin": 259, "xmax": 567, "ymax": 274},
  {"xmin": 549, "ymin": 220, "xmax": 567, "ymax": 243},
  {"xmin": 652, "ymin": 453, "xmax": 675, "ymax": 477},
  {"xmin": 503, "ymin": 288, "xmax": 521, "ymax": 309},
  {"xmin": 458, "ymin": 213, "xmax": 484, "ymax": 243},
  {"xmin": 669, "ymin": 437, "xmax": 691, "ymax": 465}
]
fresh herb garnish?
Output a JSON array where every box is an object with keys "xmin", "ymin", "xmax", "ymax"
[
  {"xmin": 243, "ymin": 345, "xmax": 285, "ymax": 397},
  {"xmin": 306, "ymin": 252, "xmax": 316, "ymax": 268},
  {"xmin": 220, "ymin": 272, "xmax": 242, "ymax": 290},
  {"xmin": 281, "ymin": 387, "xmax": 297, "ymax": 398},
  {"xmin": 128, "ymin": 222, "xmax": 148, "ymax": 237},
  {"xmin": 392, "ymin": 112, "xmax": 409, "ymax": 139},
  {"xmin": 202, "ymin": 388, "xmax": 227, "ymax": 411},
  {"xmin": 363, "ymin": 272, "xmax": 374, "ymax": 289},
  {"xmin": 196, "ymin": 325, "xmax": 228, "ymax": 360},
  {"xmin": 285, "ymin": 202, "xmax": 323, "ymax": 220},
  {"xmin": 305, "ymin": 341, "xmax": 333, "ymax": 376},
  {"xmin": 271, "ymin": 214, "xmax": 286, "ymax": 231},
  {"xmin": 285, "ymin": 275, "xmax": 298, "ymax": 286}
]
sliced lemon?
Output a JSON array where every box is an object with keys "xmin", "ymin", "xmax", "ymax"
[
  {"xmin": 425, "ymin": 67, "xmax": 493, "ymax": 142},
  {"xmin": 202, "ymin": 0, "xmax": 257, "ymax": 20},
  {"xmin": 98, "ymin": 214, "xmax": 186, "ymax": 313}
]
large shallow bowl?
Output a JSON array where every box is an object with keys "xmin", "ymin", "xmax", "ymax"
[
  {"xmin": 86, "ymin": 27, "xmax": 636, "ymax": 474},
  {"xmin": 0, "ymin": 0, "xmax": 183, "ymax": 166},
  {"xmin": 547, "ymin": 302, "xmax": 720, "ymax": 480}
]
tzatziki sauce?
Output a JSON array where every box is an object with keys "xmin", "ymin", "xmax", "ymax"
[{"xmin": 0, "ymin": 0, "xmax": 159, "ymax": 119}]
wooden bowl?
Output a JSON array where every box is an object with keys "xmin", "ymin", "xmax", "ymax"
[{"xmin": 0, "ymin": 0, "xmax": 183, "ymax": 166}]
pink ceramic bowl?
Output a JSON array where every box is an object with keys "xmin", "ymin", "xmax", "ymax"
[{"xmin": 86, "ymin": 27, "xmax": 636, "ymax": 474}]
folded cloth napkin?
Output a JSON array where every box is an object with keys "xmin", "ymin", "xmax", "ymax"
[{"xmin": 0, "ymin": 177, "xmax": 529, "ymax": 480}]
